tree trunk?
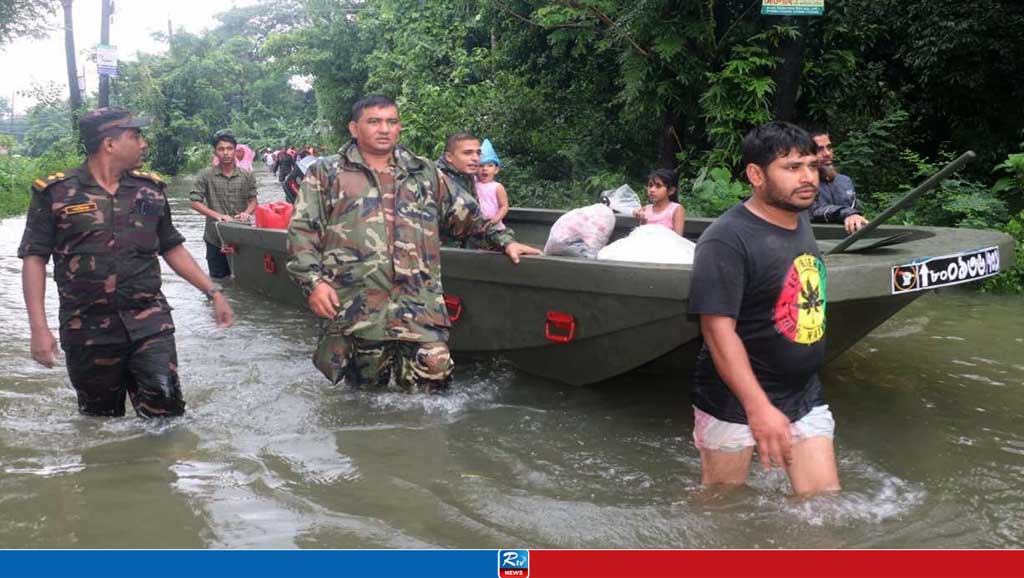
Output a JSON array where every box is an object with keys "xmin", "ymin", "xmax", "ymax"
[
  {"xmin": 771, "ymin": 18, "xmax": 807, "ymax": 122},
  {"xmin": 98, "ymin": 0, "xmax": 111, "ymax": 107},
  {"xmin": 61, "ymin": 0, "xmax": 82, "ymax": 125},
  {"xmin": 656, "ymin": 108, "xmax": 683, "ymax": 170}
]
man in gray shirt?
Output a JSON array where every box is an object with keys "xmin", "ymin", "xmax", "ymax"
[{"xmin": 808, "ymin": 129, "xmax": 869, "ymax": 235}]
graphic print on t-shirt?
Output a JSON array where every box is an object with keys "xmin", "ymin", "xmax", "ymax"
[{"xmin": 774, "ymin": 253, "xmax": 827, "ymax": 344}]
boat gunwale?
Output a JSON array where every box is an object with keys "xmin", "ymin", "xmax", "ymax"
[{"xmin": 215, "ymin": 213, "xmax": 1014, "ymax": 303}]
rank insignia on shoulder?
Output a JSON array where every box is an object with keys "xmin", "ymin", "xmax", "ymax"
[
  {"xmin": 62, "ymin": 202, "xmax": 98, "ymax": 216},
  {"xmin": 31, "ymin": 172, "xmax": 72, "ymax": 192},
  {"xmin": 130, "ymin": 170, "xmax": 166, "ymax": 185}
]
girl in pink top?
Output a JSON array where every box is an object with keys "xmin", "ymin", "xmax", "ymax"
[
  {"xmin": 633, "ymin": 168, "xmax": 685, "ymax": 235},
  {"xmin": 475, "ymin": 139, "xmax": 509, "ymax": 230}
]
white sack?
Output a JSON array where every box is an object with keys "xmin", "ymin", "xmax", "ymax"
[{"xmin": 597, "ymin": 224, "xmax": 695, "ymax": 264}]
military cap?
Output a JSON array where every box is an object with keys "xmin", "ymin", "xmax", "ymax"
[{"xmin": 79, "ymin": 107, "xmax": 151, "ymax": 145}]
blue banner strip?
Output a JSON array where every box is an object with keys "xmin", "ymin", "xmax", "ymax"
[{"xmin": 0, "ymin": 550, "xmax": 500, "ymax": 578}]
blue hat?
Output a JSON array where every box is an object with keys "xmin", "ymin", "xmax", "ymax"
[{"xmin": 480, "ymin": 138, "xmax": 501, "ymax": 166}]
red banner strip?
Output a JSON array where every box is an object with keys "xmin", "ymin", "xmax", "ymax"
[{"xmin": 530, "ymin": 550, "xmax": 1024, "ymax": 578}]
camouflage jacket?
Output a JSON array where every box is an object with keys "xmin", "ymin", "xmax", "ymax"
[
  {"xmin": 436, "ymin": 157, "xmax": 512, "ymax": 248},
  {"xmin": 436, "ymin": 156, "xmax": 476, "ymax": 198},
  {"xmin": 286, "ymin": 140, "xmax": 515, "ymax": 343},
  {"xmin": 17, "ymin": 163, "xmax": 186, "ymax": 347}
]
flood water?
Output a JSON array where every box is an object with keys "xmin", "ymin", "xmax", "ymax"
[{"xmin": 0, "ymin": 168, "xmax": 1021, "ymax": 549}]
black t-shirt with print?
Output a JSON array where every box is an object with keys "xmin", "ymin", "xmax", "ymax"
[{"xmin": 688, "ymin": 202, "xmax": 827, "ymax": 424}]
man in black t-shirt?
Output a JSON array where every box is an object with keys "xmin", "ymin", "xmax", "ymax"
[{"xmin": 688, "ymin": 122, "xmax": 840, "ymax": 495}]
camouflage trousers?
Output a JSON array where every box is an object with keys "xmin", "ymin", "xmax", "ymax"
[
  {"xmin": 62, "ymin": 330, "xmax": 186, "ymax": 418},
  {"xmin": 313, "ymin": 333, "xmax": 453, "ymax": 392}
]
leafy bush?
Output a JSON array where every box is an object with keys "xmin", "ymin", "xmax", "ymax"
[
  {"xmin": 700, "ymin": 34, "xmax": 781, "ymax": 169},
  {"xmin": 992, "ymin": 149, "xmax": 1024, "ymax": 215},
  {"xmin": 981, "ymin": 210, "xmax": 1024, "ymax": 293},
  {"xmin": 508, "ymin": 178, "xmax": 595, "ymax": 211},
  {"xmin": 0, "ymin": 136, "xmax": 83, "ymax": 219},
  {"xmin": 181, "ymin": 144, "xmax": 213, "ymax": 175},
  {"xmin": 685, "ymin": 167, "xmax": 750, "ymax": 218},
  {"xmin": 886, "ymin": 151, "xmax": 1008, "ymax": 228},
  {"xmin": 832, "ymin": 106, "xmax": 917, "ymax": 216},
  {"xmin": 0, "ymin": 154, "xmax": 35, "ymax": 217}
]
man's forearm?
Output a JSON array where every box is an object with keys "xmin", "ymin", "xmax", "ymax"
[
  {"xmin": 190, "ymin": 200, "xmax": 222, "ymax": 220},
  {"xmin": 22, "ymin": 256, "xmax": 50, "ymax": 331}
]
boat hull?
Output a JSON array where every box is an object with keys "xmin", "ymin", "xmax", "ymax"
[{"xmin": 216, "ymin": 209, "xmax": 1014, "ymax": 385}]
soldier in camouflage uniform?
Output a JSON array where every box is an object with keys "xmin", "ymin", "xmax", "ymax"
[
  {"xmin": 19, "ymin": 108, "xmax": 234, "ymax": 418},
  {"xmin": 437, "ymin": 132, "xmax": 510, "ymax": 249},
  {"xmin": 437, "ymin": 132, "xmax": 480, "ymax": 199},
  {"xmin": 287, "ymin": 95, "xmax": 541, "ymax": 391}
]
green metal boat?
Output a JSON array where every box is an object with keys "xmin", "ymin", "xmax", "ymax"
[{"xmin": 215, "ymin": 208, "xmax": 1014, "ymax": 385}]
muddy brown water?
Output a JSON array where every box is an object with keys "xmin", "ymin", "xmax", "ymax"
[{"xmin": 0, "ymin": 167, "xmax": 1021, "ymax": 548}]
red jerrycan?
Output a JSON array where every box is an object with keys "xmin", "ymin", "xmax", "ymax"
[{"xmin": 254, "ymin": 202, "xmax": 294, "ymax": 229}]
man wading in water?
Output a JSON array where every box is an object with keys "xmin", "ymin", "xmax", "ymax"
[
  {"xmin": 688, "ymin": 122, "xmax": 840, "ymax": 495},
  {"xmin": 19, "ymin": 108, "xmax": 234, "ymax": 418},
  {"xmin": 286, "ymin": 95, "xmax": 540, "ymax": 391}
]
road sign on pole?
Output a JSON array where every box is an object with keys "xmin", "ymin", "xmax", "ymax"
[
  {"xmin": 762, "ymin": 0, "xmax": 824, "ymax": 16},
  {"xmin": 97, "ymin": 44, "xmax": 119, "ymax": 78}
]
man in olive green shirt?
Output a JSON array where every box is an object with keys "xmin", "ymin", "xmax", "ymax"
[{"xmin": 189, "ymin": 130, "xmax": 258, "ymax": 278}]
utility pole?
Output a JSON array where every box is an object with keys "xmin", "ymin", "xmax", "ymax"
[
  {"xmin": 61, "ymin": 0, "xmax": 83, "ymax": 129},
  {"xmin": 98, "ymin": 0, "xmax": 112, "ymax": 107}
]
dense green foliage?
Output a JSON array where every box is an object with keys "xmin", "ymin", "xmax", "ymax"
[
  {"xmin": 0, "ymin": 82, "xmax": 82, "ymax": 217},
  {"xmin": 2, "ymin": 0, "xmax": 1022, "ymax": 289},
  {"xmin": 0, "ymin": 137, "xmax": 82, "ymax": 217},
  {"xmin": 111, "ymin": 2, "xmax": 318, "ymax": 174},
  {"xmin": 981, "ymin": 210, "xmax": 1024, "ymax": 293},
  {"xmin": 262, "ymin": 1, "xmax": 1024, "ymax": 210}
]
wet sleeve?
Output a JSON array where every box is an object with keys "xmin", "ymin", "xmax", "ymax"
[
  {"xmin": 688, "ymin": 238, "xmax": 746, "ymax": 319},
  {"xmin": 438, "ymin": 172, "xmax": 514, "ymax": 249},
  {"xmin": 188, "ymin": 171, "xmax": 208, "ymax": 204},
  {"xmin": 285, "ymin": 162, "xmax": 328, "ymax": 294},
  {"xmin": 17, "ymin": 186, "xmax": 56, "ymax": 261},
  {"xmin": 157, "ymin": 191, "xmax": 187, "ymax": 254}
]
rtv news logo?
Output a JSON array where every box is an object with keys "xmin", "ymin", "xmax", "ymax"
[{"xmin": 497, "ymin": 549, "xmax": 529, "ymax": 578}]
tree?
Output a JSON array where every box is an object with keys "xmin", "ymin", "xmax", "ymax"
[
  {"xmin": 60, "ymin": 0, "xmax": 82, "ymax": 117},
  {"xmin": 0, "ymin": 0, "xmax": 59, "ymax": 46},
  {"xmin": 263, "ymin": 0, "xmax": 369, "ymax": 146},
  {"xmin": 112, "ymin": 1, "xmax": 319, "ymax": 173}
]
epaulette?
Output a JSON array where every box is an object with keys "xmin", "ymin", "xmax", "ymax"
[
  {"xmin": 31, "ymin": 172, "xmax": 73, "ymax": 193},
  {"xmin": 129, "ymin": 169, "xmax": 166, "ymax": 186}
]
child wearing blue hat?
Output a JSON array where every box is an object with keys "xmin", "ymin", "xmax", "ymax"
[{"xmin": 475, "ymin": 139, "xmax": 509, "ymax": 230}]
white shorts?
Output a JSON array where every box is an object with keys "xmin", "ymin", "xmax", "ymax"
[{"xmin": 693, "ymin": 404, "xmax": 835, "ymax": 453}]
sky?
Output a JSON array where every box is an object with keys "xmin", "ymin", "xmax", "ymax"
[{"xmin": 0, "ymin": 0, "xmax": 260, "ymax": 113}]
